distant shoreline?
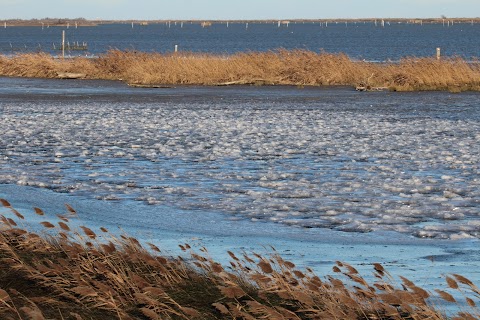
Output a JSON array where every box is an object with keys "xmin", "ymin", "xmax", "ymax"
[{"xmin": 2, "ymin": 17, "xmax": 480, "ymax": 27}]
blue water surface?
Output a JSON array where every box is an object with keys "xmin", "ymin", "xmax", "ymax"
[{"xmin": 1, "ymin": 21, "xmax": 480, "ymax": 60}]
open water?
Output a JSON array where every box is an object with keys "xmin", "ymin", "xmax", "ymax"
[{"xmin": 2, "ymin": 22, "xmax": 480, "ymax": 60}]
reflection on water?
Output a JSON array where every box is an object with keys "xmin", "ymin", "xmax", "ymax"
[{"xmin": 1, "ymin": 78, "xmax": 479, "ymax": 240}]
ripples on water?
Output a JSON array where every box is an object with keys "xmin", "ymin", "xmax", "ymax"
[
  {"xmin": 0, "ymin": 79, "xmax": 479, "ymax": 240},
  {"xmin": 2, "ymin": 22, "xmax": 480, "ymax": 60}
]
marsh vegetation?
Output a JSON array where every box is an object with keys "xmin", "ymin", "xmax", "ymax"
[
  {"xmin": 1, "ymin": 199, "xmax": 479, "ymax": 319},
  {"xmin": 1, "ymin": 50, "xmax": 480, "ymax": 92}
]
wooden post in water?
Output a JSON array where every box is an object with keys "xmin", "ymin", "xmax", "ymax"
[
  {"xmin": 436, "ymin": 47, "xmax": 441, "ymax": 60},
  {"xmin": 62, "ymin": 30, "xmax": 65, "ymax": 59}
]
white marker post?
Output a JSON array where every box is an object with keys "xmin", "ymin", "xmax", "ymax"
[{"xmin": 62, "ymin": 30, "xmax": 65, "ymax": 59}]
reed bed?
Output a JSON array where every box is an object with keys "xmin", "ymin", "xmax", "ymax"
[
  {"xmin": 1, "ymin": 50, "xmax": 480, "ymax": 91},
  {"xmin": 1, "ymin": 199, "xmax": 479, "ymax": 320}
]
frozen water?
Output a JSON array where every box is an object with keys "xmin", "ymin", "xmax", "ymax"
[
  {"xmin": 0, "ymin": 78, "xmax": 479, "ymax": 240},
  {"xmin": 1, "ymin": 78, "xmax": 479, "ymax": 316}
]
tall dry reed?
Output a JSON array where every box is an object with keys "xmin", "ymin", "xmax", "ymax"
[
  {"xmin": 1, "ymin": 50, "xmax": 480, "ymax": 91},
  {"xmin": 1, "ymin": 198, "xmax": 479, "ymax": 319}
]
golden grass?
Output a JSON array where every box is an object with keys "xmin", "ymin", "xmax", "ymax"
[
  {"xmin": 1, "ymin": 50, "xmax": 480, "ymax": 91},
  {"xmin": 1, "ymin": 199, "xmax": 479, "ymax": 319}
]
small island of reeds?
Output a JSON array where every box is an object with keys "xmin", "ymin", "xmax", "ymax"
[
  {"xmin": 1, "ymin": 50, "xmax": 480, "ymax": 92},
  {"xmin": 1, "ymin": 199, "xmax": 479, "ymax": 319}
]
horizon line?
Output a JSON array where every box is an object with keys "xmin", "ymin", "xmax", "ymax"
[{"xmin": 2, "ymin": 17, "xmax": 480, "ymax": 21}]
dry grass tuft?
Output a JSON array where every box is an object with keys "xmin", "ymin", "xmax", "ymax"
[
  {"xmin": 0, "ymin": 199, "xmax": 479, "ymax": 319},
  {"xmin": 2, "ymin": 50, "xmax": 480, "ymax": 91}
]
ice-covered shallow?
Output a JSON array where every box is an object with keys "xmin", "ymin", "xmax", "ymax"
[
  {"xmin": 1, "ymin": 77, "xmax": 479, "ymax": 239},
  {"xmin": 1, "ymin": 77, "xmax": 480, "ymax": 309}
]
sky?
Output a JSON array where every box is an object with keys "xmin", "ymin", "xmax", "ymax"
[{"xmin": 1, "ymin": 0, "xmax": 479, "ymax": 20}]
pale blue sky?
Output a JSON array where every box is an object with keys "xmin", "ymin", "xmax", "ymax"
[{"xmin": 1, "ymin": 0, "xmax": 479, "ymax": 20}]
